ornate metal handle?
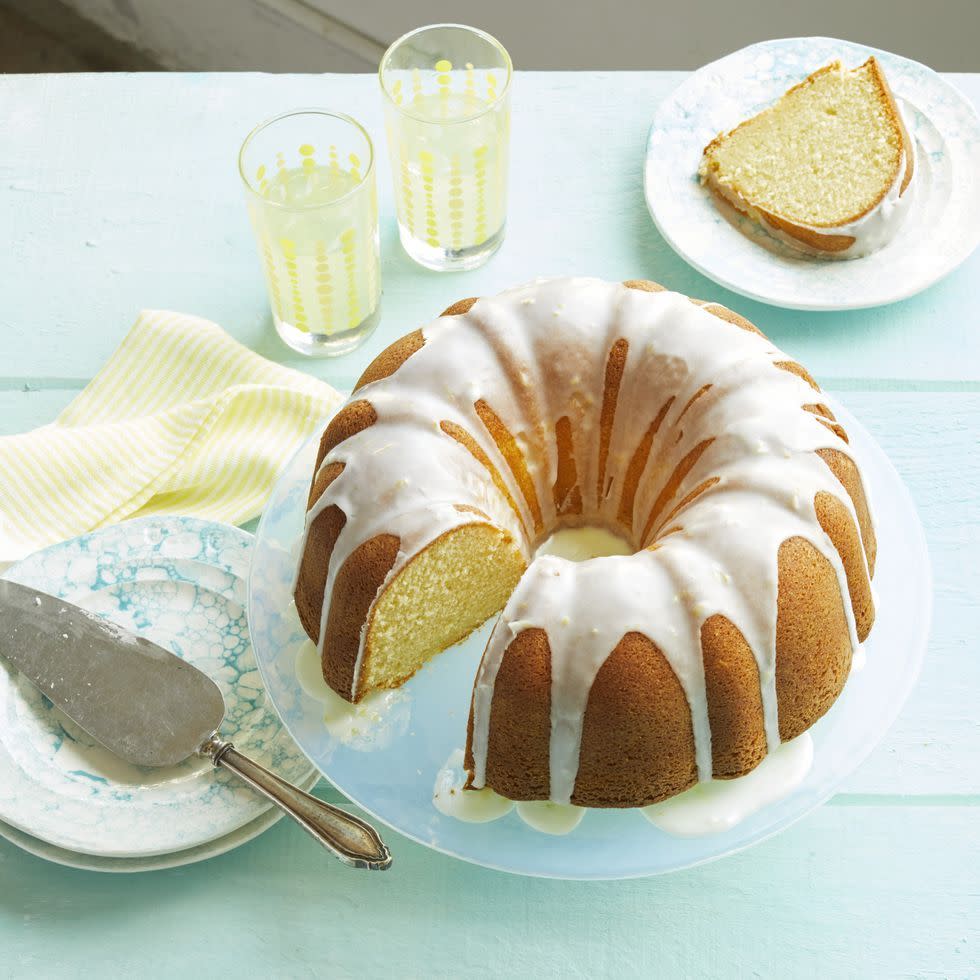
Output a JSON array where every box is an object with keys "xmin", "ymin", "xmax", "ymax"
[{"xmin": 200, "ymin": 734, "xmax": 391, "ymax": 870}]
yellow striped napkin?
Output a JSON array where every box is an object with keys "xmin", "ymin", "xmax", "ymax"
[{"xmin": 0, "ymin": 310, "xmax": 342, "ymax": 564}]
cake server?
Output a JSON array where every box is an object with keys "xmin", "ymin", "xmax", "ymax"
[{"xmin": 0, "ymin": 579, "xmax": 391, "ymax": 870}]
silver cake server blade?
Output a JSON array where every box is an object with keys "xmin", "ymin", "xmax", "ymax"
[
  {"xmin": 0, "ymin": 580, "xmax": 224, "ymax": 767},
  {"xmin": 0, "ymin": 579, "xmax": 391, "ymax": 870}
]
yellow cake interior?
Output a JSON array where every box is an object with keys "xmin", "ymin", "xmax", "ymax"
[
  {"xmin": 700, "ymin": 59, "xmax": 906, "ymax": 228},
  {"xmin": 359, "ymin": 523, "xmax": 526, "ymax": 692}
]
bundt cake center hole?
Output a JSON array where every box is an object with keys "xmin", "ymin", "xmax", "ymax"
[{"xmin": 534, "ymin": 525, "xmax": 634, "ymax": 562}]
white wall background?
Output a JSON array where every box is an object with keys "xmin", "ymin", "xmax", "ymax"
[{"xmin": 64, "ymin": 0, "xmax": 980, "ymax": 72}]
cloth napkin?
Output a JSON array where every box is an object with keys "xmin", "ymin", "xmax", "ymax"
[{"xmin": 0, "ymin": 310, "xmax": 342, "ymax": 564}]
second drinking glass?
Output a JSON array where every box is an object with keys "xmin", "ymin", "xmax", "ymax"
[
  {"xmin": 380, "ymin": 24, "xmax": 512, "ymax": 272},
  {"xmin": 240, "ymin": 110, "xmax": 381, "ymax": 357}
]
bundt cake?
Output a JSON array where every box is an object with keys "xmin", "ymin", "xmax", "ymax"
[
  {"xmin": 699, "ymin": 57, "xmax": 915, "ymax": 257},
  {"xmin": 294, "ymin": 277, "xmax": 876, "ymax": 808}
]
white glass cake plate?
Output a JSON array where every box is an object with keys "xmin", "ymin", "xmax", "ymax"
[
  {"xmin": 645, "ymin": 37, "xmax": 980, "ymax": 311},
  {"xmin": 248, "ymin": 399, "xmax": 930, "ymax": 879}
]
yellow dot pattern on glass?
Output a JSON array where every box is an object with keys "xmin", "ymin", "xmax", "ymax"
[
  {"xmin": 474, "ymin": 144, "xmax": 488, "ymax": 244},
  {"xmin": 299, "ymin": 144, "xmax": 315, "ymax": 156},
  {"xmin": 449, "ymin": 155, "xmax": 463, "ymax": 249},
  {"xmin": 366, "ymin": 182, "xmax": 380, "ymax": 300},
  {"xmin": 349, "ymin": 152, "xmax": 362, "ymax": 183},
  {"xmin": 314, "ymin": 238, "xmax": 334, "ymax": 332},
  {"xmin": 340, "ymin": 228, "xmax": 361, "ymax": 329},
  {"xmin": 399, "ymin": 147, "xmax": 416, "ymax": 237},
  {"xmin": 279, "ymin": 236, "xmax": 309, "ymax": 332},
  {"xmin": 437, "ymin": 57, "xmax": 452, "ymax": 105},
  {"xmin": 328, "ymin": 144, "xmax": 340, "ymax": 178},
  {"xmin": 260, "ymin": 239, "xmax": 284, "ymax": 321},
  {"xmin": 420, "ymin": 149, "xmax": 438, "ymax": 247},
  {"xmin": 435, "ymin": 59, "xmax": 455, "ymax": 121}
]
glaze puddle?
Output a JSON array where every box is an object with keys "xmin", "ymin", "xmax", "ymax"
[
  {"xmin": 433, "ymin": 749, "xmax": 513, "ymax": 823},
  {"xmin": 642, "ymin": 733, "xmax": 813, "ymax": 837},
  {"xmin": 434, "ymin": 732, "xmax": 813, "ymax": 837},
  {"xmin": 295, "ymin": 640, "xmax": 410, "ymax": 749},
  {"xmin": 535, "ymin": 526, "xmax": 633, "ymax": 562}
]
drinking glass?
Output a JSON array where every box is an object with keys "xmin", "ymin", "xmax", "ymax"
[
  {"xmin": 379, "ymin": 24, "xmax": 512, "ymax": 272},
  {"xmin": 239, "ymin": 110, "xmax": 381, "ymax": 357}
]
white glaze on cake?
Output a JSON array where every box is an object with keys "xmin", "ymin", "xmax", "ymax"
[{"xmin": 298, "ymin": 277, "xmax": 872, "ymax": 804}]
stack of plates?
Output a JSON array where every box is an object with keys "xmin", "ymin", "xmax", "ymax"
[{"xmin": 0, "ymin": 517, "xmax": 318, "ymax": 873}]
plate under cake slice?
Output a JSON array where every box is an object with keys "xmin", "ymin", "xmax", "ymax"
[{"xmin": 699, "ymin": 57, "xmax": 915, "ymax": 258}]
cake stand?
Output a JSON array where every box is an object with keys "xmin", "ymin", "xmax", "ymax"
[{"xmin": 247, "ymin": 399, "xmax": 930, "ymax": 879}]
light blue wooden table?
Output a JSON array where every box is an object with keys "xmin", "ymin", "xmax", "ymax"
[{"xmin": 1, "ymin": 71, "xmax": 977, "ymax": 978}]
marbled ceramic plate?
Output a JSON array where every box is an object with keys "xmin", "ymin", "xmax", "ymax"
[
  {"xmin": 0, "ymin": 770, "xmax": 321, "ymax": 873},
  {"xmin": 248, "ymin": 400, "xmax": 931, "ymax": 879},
  {"xmin": 645, "ymin": 37, "xmax": 980, "ymax": 310},
  {"xmin": 0, "ymin": 517, "xmax": 315, "ymax": 858}
]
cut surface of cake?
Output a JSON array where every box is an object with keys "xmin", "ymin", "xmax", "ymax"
[
  {"xmin": 699, "ymin": 57, "xmax": 914, "ymax": 256},
  {"xmin": 294, "ymin": 277, "xmax": 877, "ymax": 808}
]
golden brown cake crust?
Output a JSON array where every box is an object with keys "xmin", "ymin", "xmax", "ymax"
[
  {"xmin": 775, "ymin": 537, "xmax": 854, "ymax": 742},
  {"xmin": 704, "ymin": 178, "xmax": 858, "ymax": 253},
  {"xmin": 475, "ymin": 398, "xmax": 544, "ymax": 535},
  {"xmin": 702, "ymin": 615, "xmax": 767, "ymax": 778},
  {"xmin": 574, "ymin": 632, "xmax": 698, "ymax": 807},
  {"xmin": 323, "ymin": 533, "xmax": 401, "ymax": 699},
  {"xmin": 354, "ymin": 330, "xmax": 425, "ymax": 392},
  {"xmin": 315, "ymin": 399, "xmax": 377, "ymax": 472},
  {"xmin": 596, "ymin": 339, "xmax": 629, "ymax": 503},
  {"xmin": 441, "ymin": 297, "xmax": 480, "ymax": 317},
  {"xmin": 817, "ymin": 446, "xmax": 877, "ymax": 574},
  {"xmin": 295, "ymin": 462, "xmax": 345, "ymax": 644},
  {"xmin": 697, "ymin": 301, "xmax": 766, "ymax": 337},
  {"xmin": 815, "ymin": 491, "xmax": 874, "ymax": 642},
  {"xmin": 467, "ymin": 628, "xmax": 553, "ymax": 800},
  {"xmin": 866, "ymin": 56, "xmax": 915, "ymax": 195},
  {"xmin": 553, "ymin": 415, "xmax": 584, "ymax": 517}
]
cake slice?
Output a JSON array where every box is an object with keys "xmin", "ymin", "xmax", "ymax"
[{"xmin": 699, "ymin": 57, "xmax": 914, "ymax": 256}]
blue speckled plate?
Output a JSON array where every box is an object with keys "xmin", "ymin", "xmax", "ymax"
[
  {"xmin": 0, "ymin": 768, "xmax": 322, "ymax": 873},
  {"xmin": 0, "ymin": 517, "xmax": 315, "ymax": 858},
  {"xmin": 645, "ymin": 37, "xmax": 980, "ymax": 310},
  {"xmin": 248, "ymin": 399, "xmax": 931, "ymax": 879}
]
